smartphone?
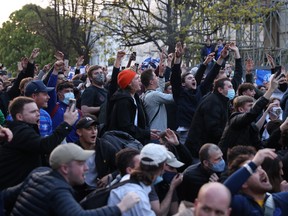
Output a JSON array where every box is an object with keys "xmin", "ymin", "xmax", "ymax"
[{"xmin": 68, "ymin": 98, "xmax": 76, "ymax": 111}]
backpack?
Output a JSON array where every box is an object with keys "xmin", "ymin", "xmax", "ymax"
[
  {"xmin": 101, "ymin": 130, "xmax": 143, "ymax": 151},
  {"xmin": 80, "ymin": 179, "xmax": 139, "ymax": 209}
]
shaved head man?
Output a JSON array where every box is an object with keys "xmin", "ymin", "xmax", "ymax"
[{"xmin": 194, "ymin": 182, "xmax": 231, "ymax": 216}]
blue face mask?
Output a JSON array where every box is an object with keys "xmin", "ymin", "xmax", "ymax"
[
  {"xmin": 153, "ymin": 176, "xmax": 163, "ymax": 185},
  {"xmin": 226, "ymin": 89, "xmax": 235, "ymax": 100},
  {"xmin": 63, "ymin": 92, "xmax": 75, "ymax": 105},
  {"xmin": 162, "ymin": 171, "xmax": 177, "ymax": 183},
  {"xmin": 210, "ymin": 159, "xmax": 225, "ymax": 172}
]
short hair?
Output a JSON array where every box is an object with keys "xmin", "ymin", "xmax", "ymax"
[
  {"xmin": 87, "ymin": 65, "xmax": 102, "ymax": 79},
  {"xmin": 56, "ymin": 80, "xmax": 74, "ymax": 92},
  {"xmin": 233, "ymin": 95, "xmax": 255, "ymax": 111},
  {"xmin": 140, "ymin": 69, "xmax": 154, "ymax": 88},
  {"xmin": 237, "ymin": 83, "xmax": 255, "ymax": 96},
  {"xmin": 228, "ymin": 154, "xmax": 252, "ymax": 176},
  {"xmin": 213, "ymin": 78, "xmax": 230, "ymax": 93},
  {"xmin": 199, "ymin": 143, "xmax": 220, "ymax": 164},
  {"xmin": 227, "ymin": 145, "xmax": 256, "ymax": 166},
  {"xmin": 130, "ymin": 161, "xmax": 165, "ymax": 186},
  {"xmin": 19, "ymin": 77, "xmax": 33, "ymax": 92},
  {"xmin": 116, "ymin": 148, "xmax": 140, "ymax": 176},
  {"xmin": 8, "ymin": 96, "xmax": 35, "ymax": 120},
  {"xmin": 181, "ymin": 72, "xmax": 192, "ymax": 83}
]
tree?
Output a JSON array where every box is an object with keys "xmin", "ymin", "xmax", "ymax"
[
  {"xmin": 99, "ymin": 0, "xmax": 282, "ymax": 66},
  {"xmin": 0, "ymin": 6, "xmax": 54, "ymax": 72}
]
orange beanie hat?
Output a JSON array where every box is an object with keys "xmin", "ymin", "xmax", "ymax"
[{"xmin": 117, "ymin": 69, "xmax": 137, "ymax": 89}]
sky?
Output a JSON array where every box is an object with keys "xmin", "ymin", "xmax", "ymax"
[{"xmin": 0, "ymin": 0, "xmax": 49, "ymax": 26}]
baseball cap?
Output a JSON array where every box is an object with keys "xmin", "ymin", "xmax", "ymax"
[
  {"xmin": 49, "ymin": 143, "xmax": 94, "ymax": 169},
  {"xmin": 166, "ymin": 151, "xmax": 184, "ymax": 168},
  {"xmin": 140, "ymin": 143, "xmax": 171, "ymax": 166},
  {"xmin": 24, "ymin": 80, "xmax": 54, "ymax": 96},
  {"xmin": 76, "ymin": 116, "xmax": 98, "ymax": 129}
]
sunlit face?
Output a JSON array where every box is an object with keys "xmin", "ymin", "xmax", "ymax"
[
  {"xmin": 239, "ymin": 102, "xmax": 254, "ymax": 113},
  {"xmin": 151, "ymin": 72, "xmax": 159, "ymax": 88},
  {"xmin": 195, "ymin": 191, "xmax": 231, "ymax": 216},
  {"xmin": 183, "ymin": 74, "xmax": 197, "ymax": 90},
  {"xmin": 17, "ymin": 102, "xmax": 40, "ymax": 125},
  {"xmin": 220, "ymin": 81, "xmax": 233, "ymax": 97},
  {"xmin": 242, "ymin": 160, "xmax": 272, "ymax": 193},
  {"xmin": 66, "ymin": 160, "xmax": 89, "ymax": 186},
  {"xmin": 32, "ymin": 92, "xmax": 50, "ymax": 108},
  {"xmin": 129, "ymin": 74, "xmax": 141, "ymax": 92},
  {"xmin": 77, "ymin": 125, "xmax": 98, "ymax": 147}
]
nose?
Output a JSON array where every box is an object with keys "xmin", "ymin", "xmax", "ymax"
[{"xmin": 84, "ymin": 163, "xmax": 89, "ymax": 172}]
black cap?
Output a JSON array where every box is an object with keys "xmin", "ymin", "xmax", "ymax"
[
  {"xmin": 24, "ymin": 80, "xmax": 54, "ymax": 96},
  {"xmin": 76, "ymin": 116, "xmax": 98, "ymax": 129}
]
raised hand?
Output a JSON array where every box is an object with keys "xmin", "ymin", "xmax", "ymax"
[
  {"xmin": 203, "ymin": 52, "xmax": 215, "ymax": 65},
  {"xmin": 252, "ymin": 148, "xmax": 277, "ymax": 166},
  {"xmin": 266, "ymin": 54, "xmax": 275, "ymax": 69},
  {"xmin": 54, "ymin": 50, "xmax": 65, "ymax": 61},
  {"xmin": 29, "ymin": 48, "xmax": 40, "ymax": 63}
]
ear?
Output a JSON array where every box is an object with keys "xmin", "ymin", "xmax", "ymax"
[
  {"xmin": 203, "ymin": 160, "xmax": 209, "ymax": 167},
  {"xmin": 59, "ymin": 164, "xmax": 69, "ymax": 175},
  {"xmin": 238, "ymin": 107, "xmax": 244, "ymax": 112},
  {"xmin": 194, "ymin": 198, "xmax": 199, "ymax": 207},
  {"xmin": 15, "ymin": 113, "xmax": 23, "ymax": 121},
  {"xmin": 242, "ymin": 181, "xmax": 248, "ymax": 189},
  {"xmin": 227, "ymin": 207, "xmax": 232, "ymax": 216},
  {"xmin": 126, "ymin": 167, "xmax": 133, "ymax": 174},
  {"xmin": 31, "ymin": 93, "xmax": 37, "ymax": 100},
  {"xmin": 217, "ymin": 87, "xmax": 224, "ymax": 94},
  {"xmin": 76, "ymin": 129, "xmax": 82, "ymax": 136},
  {"xmin": 181, "ymin": 82, "xmax": 186, "ymax": 87}
]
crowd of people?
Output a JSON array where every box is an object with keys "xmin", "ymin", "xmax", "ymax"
[{"xmin": 1, "ymin": 39, "xmax": 288, "ymax": 215}]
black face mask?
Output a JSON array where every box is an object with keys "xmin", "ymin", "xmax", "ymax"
[
  {"xmin": 93, "ymin": 73, "xmax": 105, "ymax": 85},
  {"xmin": 162, "ymin": 171, "xmax": 177, "ymax": 183}
]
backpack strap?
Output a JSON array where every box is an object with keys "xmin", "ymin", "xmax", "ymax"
[
  {"xmin": 141, "ymin": 90, "xmax": 161, "ymax": 126},
  {"xmin": 264, "ymin": 193, "xmax": 275, "ymax": 216}
]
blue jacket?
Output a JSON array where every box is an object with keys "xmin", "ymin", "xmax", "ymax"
[{"xmin": 224, "ymin": 162, "xmax": 288, "ymax": 216}]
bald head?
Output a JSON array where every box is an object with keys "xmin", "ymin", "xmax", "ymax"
[{"xmin": 195, "ymin": 182, "xmax": 231, "ymax": 216}]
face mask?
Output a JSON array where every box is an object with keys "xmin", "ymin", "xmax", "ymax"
[
  {"xmin": 226, "ymin": 89, "xmax": 235, "ymax": 100},
  {"xmin": 153, "ymin": 175, "xmax": 163, "ymax": 185},
  {"xmin": 63, "ymin": 92, "xmax": 75, "ymax": 105},
  {"xmin": 162, "ymin": 171, "xmax": 177, "ymax": 183},
  {"xmin": 210, "ymin": 159, "xmax": 225, "ymax": 173},
  {"xmin": 93, "ymin": 73, "xmax": 105, "ymax": 85}
]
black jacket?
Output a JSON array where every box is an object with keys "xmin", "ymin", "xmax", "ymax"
[
  {"xmin": 11, "ymin": 168, "xmax": 121, "ymax": 216},
  {"xmin": 218, "ymin": 96, "xmax": 269, "ymax": 159},
  {"xmin": 185, "ymin": 92, "xmax": 230, "ymax": 158},
  {"xmin": 0, "ymin": 120, "xmax": 72, "ymax": 190},
  {"xmin": 181, "ymin": 163, "xmax": 214, "ymax": 202},
  {"xmin": 107, "ymin": 89, "xmax": 150, "ymax": 144}
]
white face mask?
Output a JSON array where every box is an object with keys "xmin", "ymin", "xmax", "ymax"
[{"xmin": 63, "ymin": 92, "xmax": 75, "ymax": 105}]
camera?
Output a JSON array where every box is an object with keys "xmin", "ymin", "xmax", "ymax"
[{"xmin": 270, "ymin": 107, "xmax": 281, "ymax": 116}]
